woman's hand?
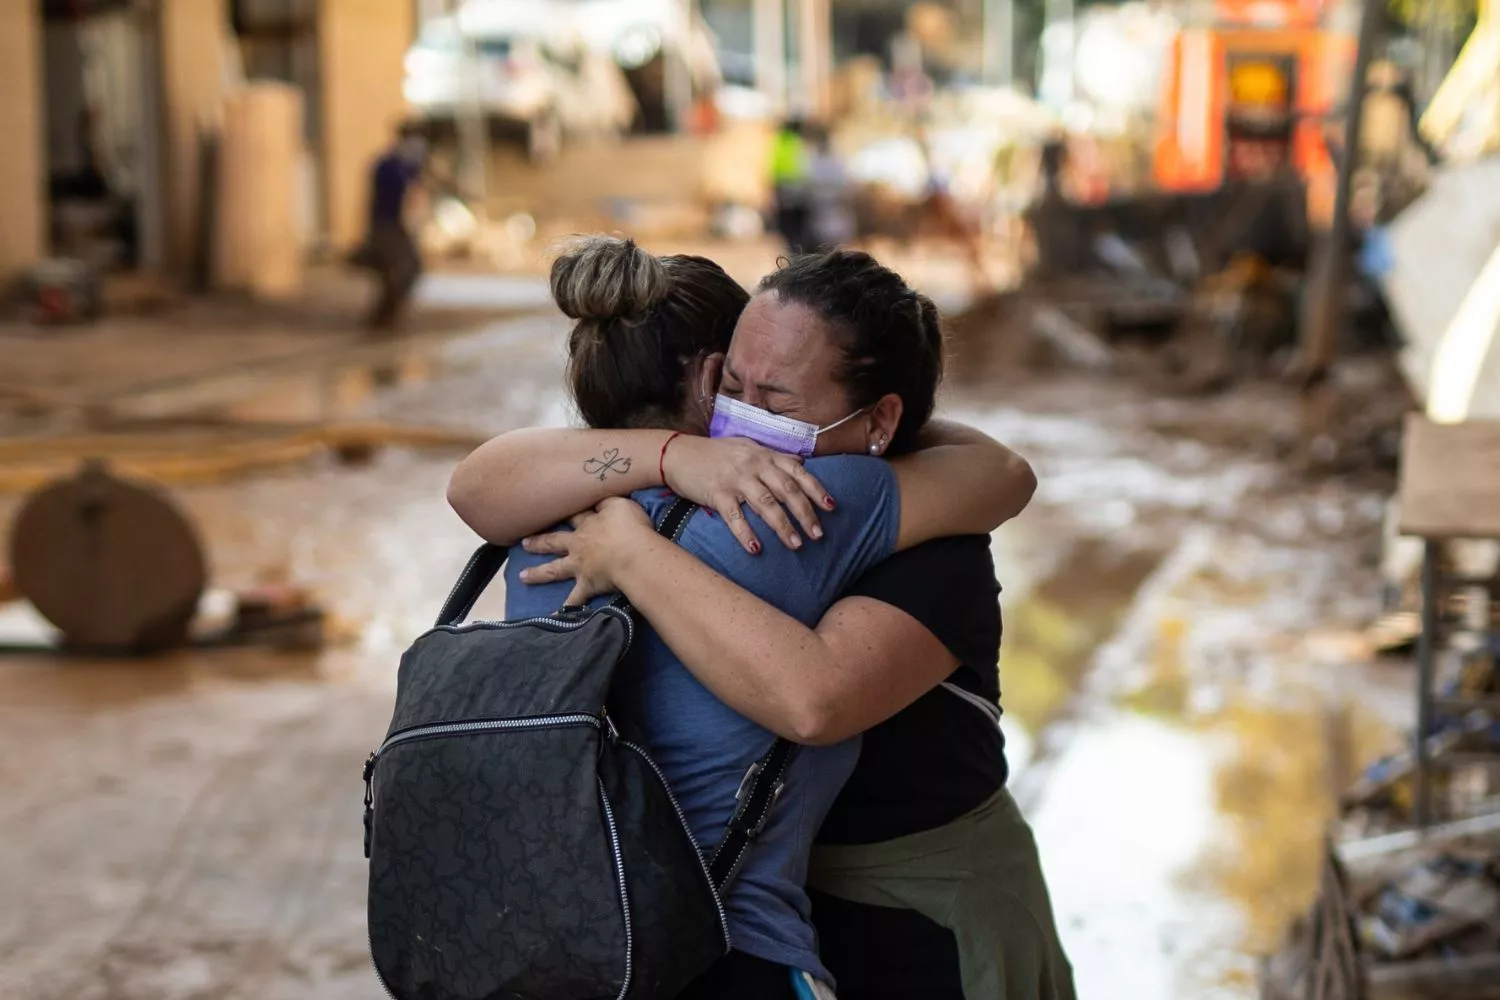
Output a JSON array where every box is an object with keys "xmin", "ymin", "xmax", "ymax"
[
  {"xmin": 518, "ymin": 498, "xmax": 655, "ymax": 606},
  {"xmin": 661, "ymin": 435, "xmax": 834, "ymax": 554}
]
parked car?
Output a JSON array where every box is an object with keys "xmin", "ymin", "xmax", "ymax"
[
  {"xmin": 568, "ymin": 0, "xmax": 724, "ymax": 132},
  {"xmin": 402, "ymin": 9, "xmax": 636, "ymax": 162}
]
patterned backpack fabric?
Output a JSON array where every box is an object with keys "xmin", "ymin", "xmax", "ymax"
[{"xmin": 364, "ymin": 498, "xmax": 794, "ymax": 1000}]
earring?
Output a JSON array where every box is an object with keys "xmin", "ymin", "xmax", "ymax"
[{"xmin": 868, "ymin": 443, "xmax": 880, "ymax": 455}]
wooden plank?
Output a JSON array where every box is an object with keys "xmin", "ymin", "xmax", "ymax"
[
  {"xmin": 1369, "ymin": 952, "xmax": 1500, "ymax": 998},
  {"xmin": 1397, "ymin": 415, "xmax": 1500, "ymax": 538},
  {"xmin": 1433, "ymin": 696, "xmax": 1500, "ymax": 712},
  {"xmin": 1341, "ymin": 810, "xmax": 1500, "ymax": 866}
]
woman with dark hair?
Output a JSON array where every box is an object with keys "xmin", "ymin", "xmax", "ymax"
[{"xmin": 449, "ymin": 237, "xmax": 1038, "ymax": 999}]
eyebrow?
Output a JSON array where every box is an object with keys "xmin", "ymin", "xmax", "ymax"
[{"xmin": 724, "ymin": 360, "xmax": 796, "ymax": 397}]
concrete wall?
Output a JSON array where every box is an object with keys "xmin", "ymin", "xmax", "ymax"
[
  {"xmin": 0, "ymin": 0, "xmax": 46, "ymax": 281},
  {"xmin": 160, "ymin": 0, "xmax": 230, "ymax": 277},
  {"xmin": 319, "ymin": 0, "xmax": 414, "ymax": 250}
]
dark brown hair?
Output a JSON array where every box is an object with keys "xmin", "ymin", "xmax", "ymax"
[
  {"xmin": 757, "ymin": 249, "xmax": 944, "ymax": 454},
  {"xmin": 551, "ymin": 236, "xmax": 749, "ymax": 430}
]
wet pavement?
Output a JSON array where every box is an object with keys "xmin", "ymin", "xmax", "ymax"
[
  {"xmin": 0, "ymin": 296, "xmax": 1413, "ymax": 999},
  {"xmin": 956, "ymin": 385, "xmax": 1406, "ymax": 999}
]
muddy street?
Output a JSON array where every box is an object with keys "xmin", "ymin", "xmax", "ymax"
[{"xmin": 0, "ymin": 303, "xmax": 1404, "ymax": 1000}]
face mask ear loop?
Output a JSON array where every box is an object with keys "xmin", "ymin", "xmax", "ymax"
[
  {"xmin": 813, "ymin": 405, "xmax": 873, "ymax": 439},
  {"xmin": 698, "ymin": 360, "xmax": 713, "ymax": 406}
]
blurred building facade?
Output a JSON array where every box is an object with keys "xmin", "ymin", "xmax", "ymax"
[{"xmin": 0, "ymin": 0, "xmax": 415, "ymax": 286}]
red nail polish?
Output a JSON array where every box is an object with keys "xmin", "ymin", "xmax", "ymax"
[
  {"xmin": 824, "ymin": 497, "xmax": 836, "ymax": 510},
  {"xmin": 749, "ymin": 541, "xmax": 761, "ymax": 554}
]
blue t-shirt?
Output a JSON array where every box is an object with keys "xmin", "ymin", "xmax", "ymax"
[{"xmin": 505, "ymin": 455, "xmax": 900, "ymax": 982}]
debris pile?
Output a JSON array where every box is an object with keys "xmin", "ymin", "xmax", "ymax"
[
  {"xmin": 1266, "ymin": 416, "xmax": 1500, "ymax": 997},
  {"xmin": 1363, "ymin": 852, "xmax": 1500, "ymax": 962},
  {"xmin": 1263, "ymin": 818, "xmax": 1500, "ymax": 999}
]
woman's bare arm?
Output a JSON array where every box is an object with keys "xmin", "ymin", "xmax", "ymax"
[
  {"xmin": 448, "ymin": 420, "xmax": 1032, "ymax": 552},
  {"xmin": 894, "ymin": 419, "xmax": 1036, "ymax": 549},
  {"xmin": 447, "ymin": 427, "xmax": 670, "ymax": 544},
  {"xmin": 447, "ymin": 428, "xmax": 831, "ymax": 550},
  {"xmin": 521, "ymin": 501, "xmax": 965, "ymax": 745}
]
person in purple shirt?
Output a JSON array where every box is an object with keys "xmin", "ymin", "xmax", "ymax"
[{"xmin": 355, "ymin": 123, "xmax": 427, "ymax": 330}]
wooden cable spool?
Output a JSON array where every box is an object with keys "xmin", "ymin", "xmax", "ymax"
[{"xmin": 7, "ymin": 461, "xmax": 207, "ymax": 652}]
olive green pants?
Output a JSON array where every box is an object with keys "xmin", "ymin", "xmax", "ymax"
[{"xmin": 808, "ymin": 789, "xmax": 1075, "ymax": 1000}]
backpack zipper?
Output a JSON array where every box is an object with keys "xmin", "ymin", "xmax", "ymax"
[
  {"xmin": 364, "ymin": 714, "xmax": 604, "ymax": 859},
  {"xmin": 374, "ymin": 713, "xmax": 603, "ymax": 758},
  {"xmin": 368, "ymin": 926, "xmax": 400, "ymax": 1000},
  {"xmin": 430, "ymin": 605, "xmax": 636, "ymax": 648},
  {"xmin": 597, "ymin": 778, "xmax": 635, "ymax": 1000},
  {"xmin": 618, "ymin": 739, "xmax": 731, "ymax": 953}
]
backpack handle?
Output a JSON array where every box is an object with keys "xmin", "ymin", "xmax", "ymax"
[
  {"xmin": 435, "ymin": 544, "xmax": 509, "ymax": 627},
  {"xmin": 436, "ymin": 496, "xmax": 700, "ymax": 627}
]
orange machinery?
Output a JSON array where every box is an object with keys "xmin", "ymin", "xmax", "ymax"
[{"xmin": 1152, "ymin": 0, "xmax": 1357, "ymax": 225}]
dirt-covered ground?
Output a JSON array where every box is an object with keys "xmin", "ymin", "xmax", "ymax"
[{"xmin": 0, "ymin": 266, "xmax": 1411, "ymax": 999}]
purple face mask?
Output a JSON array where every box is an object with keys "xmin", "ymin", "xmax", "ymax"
[{"xmin": 709, "ymin": 394, "xmax": 866, "ymax": 457}]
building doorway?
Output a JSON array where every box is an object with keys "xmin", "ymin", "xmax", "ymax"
[{"xmin": 40, "ymin": 0, "xmax": 161, "ymax": 272}]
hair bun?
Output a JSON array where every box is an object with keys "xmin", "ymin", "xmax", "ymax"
[{"xmin": 551, "ymin": 235, "xmax": 669, "ymax": 324}]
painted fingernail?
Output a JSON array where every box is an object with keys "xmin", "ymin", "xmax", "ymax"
[
  {"xmin": 824, "ymin": 496, "xmax": 836, "ymax": 510},
  {"xmin": 749, "ymin": 540, "xmax": 761, "ymax": 554}
]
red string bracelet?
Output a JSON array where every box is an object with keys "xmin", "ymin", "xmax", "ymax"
[{"xmin": 658, "ymin": 431, "xmax": 683, "ymax": 487}]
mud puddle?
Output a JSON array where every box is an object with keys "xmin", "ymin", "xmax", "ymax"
[{"xmin": 957, "ymin": 388, "xmax": 1404, "ymax": 1000}]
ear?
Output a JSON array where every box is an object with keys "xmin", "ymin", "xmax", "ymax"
[
  {"xmin": 699, "ymin": 352, "xmax": 725, "ymax": 398},
  {"xmin": 867, "ymin": 393, "xmax": 904, "ymax": 455},
  {"xmin": 683, "ymin": 352, "xmax": 725, "ymax": 432}
]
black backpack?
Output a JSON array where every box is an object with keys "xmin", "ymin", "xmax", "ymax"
[{"xmin": 364, "ymin": 498, "xmax": 794, "ymax": 1000}]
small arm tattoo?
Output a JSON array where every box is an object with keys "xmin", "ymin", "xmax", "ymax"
[{"xmin": 583, "ymin": 448, "xmax": 632, "ymax": 481}]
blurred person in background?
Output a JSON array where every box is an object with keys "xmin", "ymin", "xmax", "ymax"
[
  {"xmin": 352, "ymin": 122, "xmax": 429, "ymax": 332},
  {"xmin": 770, "ymin": 117, "xmax": 813, "ymax": 252},
  {"xmin": 915, "ymin": 122, "xmax": 990, "ymax": 291},
  {"xmin": 805, "ymin": 125, "xmax": 855, "ymax": 250}
]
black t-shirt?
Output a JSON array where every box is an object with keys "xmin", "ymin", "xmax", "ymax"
[
  {"xmin": 815, "ymin": 535, "xmax": 1008, "ymax": 845},
  {"xmin": 810, "ymin": 535, "xmax": 1008, "ymax": 997}
]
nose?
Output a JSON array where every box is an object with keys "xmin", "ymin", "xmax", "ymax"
[{"xmin": 737, "ymin": 384, "xmax": 770, "ymax": 409}]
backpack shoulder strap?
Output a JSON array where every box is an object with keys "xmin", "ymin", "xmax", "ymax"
[
  {"xmin": 607, "ymin": 496, "xmax": 698, "ymax": 611},
  {"xmin": 708, "ymin": 737, "xmax": 797, "ymax": 892},
  {"xmin": 655, "ymin": 495, "xmax": 698, "ymax": 543},
  {"xmin": 633, "ymin": 495, "xmax": 798, "ymax": 892},
  {"xmin": 440, "ymin": 496, "xmax": 701, "ymax": 627}
]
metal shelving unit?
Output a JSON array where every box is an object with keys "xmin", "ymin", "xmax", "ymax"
[{"xmin": 1399, "ymin": 416, "xmax": 1500, "ymax": 827}]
